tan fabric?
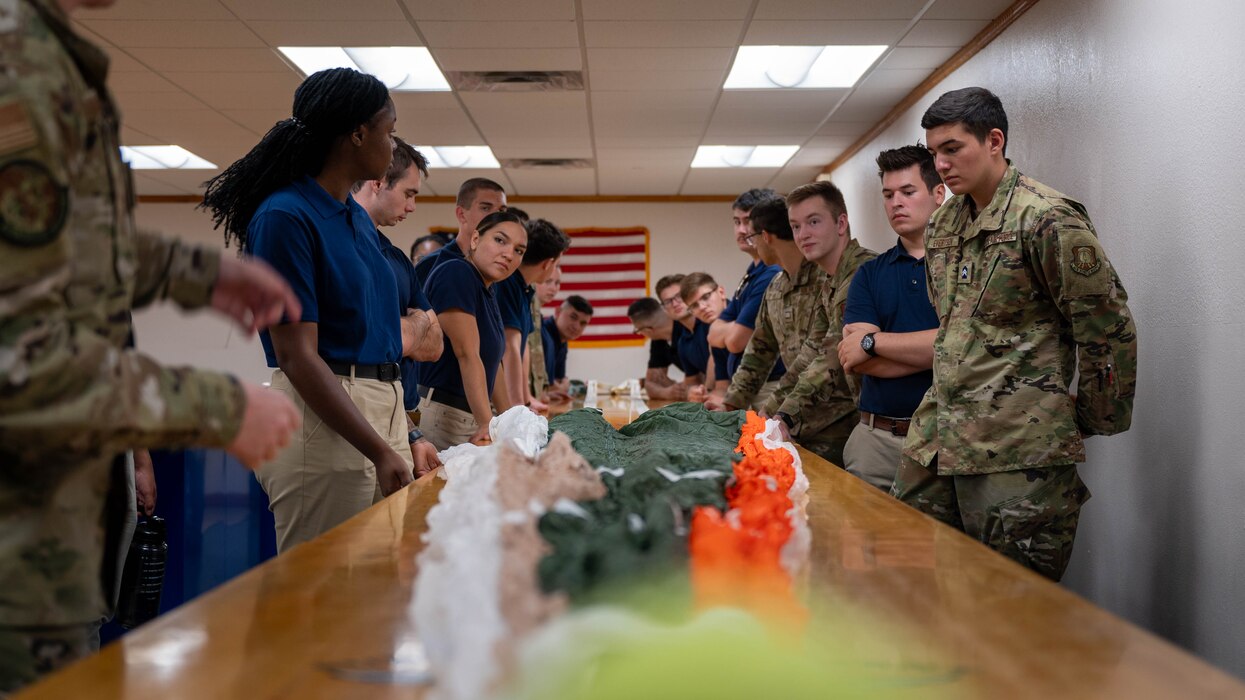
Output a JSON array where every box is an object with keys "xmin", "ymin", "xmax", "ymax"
[
  {"xmin": 256, "ymin": 369, "xmax": 412, "ymax": 553},
  {"xmin": 417, "ymin": 393, "xmax": 480, "ymax": 451},
  {"xmin": 844, "ymin": 421, "xmax": 904, "ymax": 492}
]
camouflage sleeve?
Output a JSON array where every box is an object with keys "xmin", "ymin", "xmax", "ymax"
[
  {"xmin": 130, "ymin": 231, "xmax": 222, "ymax": 311},
  {"xmin": 723, "ymin": 297, "xmax": 778, "ymax": 409},
  {"xmin": 773, "ymin": 295, "xmax": 836, "ymax": 433},
  {"xmin": 1030, "ymin": 208, "xmax": 1137, "ymax": 436}
]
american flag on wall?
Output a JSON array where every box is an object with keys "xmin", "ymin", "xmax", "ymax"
[{"xmin": 544, "ymin": 227, "xmax": 649, "ymax": 348}]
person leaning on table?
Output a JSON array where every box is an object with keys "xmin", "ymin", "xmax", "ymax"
[{"xmin": 417, "ymin": 210, "xmax": 529, "ymax": 450}]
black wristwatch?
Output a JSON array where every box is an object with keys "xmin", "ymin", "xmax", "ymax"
[
  {"xmin": 774, "ymin": 412, "xmax": 796, "ymax": 431},
  {"xmin": 861, "ymin": 332, "xmax": 878, "ymax": 357},
  {"xmin": 408, "ymin": 429, "xmax": 424, "ymax": 445}
]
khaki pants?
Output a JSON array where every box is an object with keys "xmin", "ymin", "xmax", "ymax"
[
  {"xmin": 417, "ymin": 393, "xmax": 480, "ymax": 451},
  {"xmin": 256, "ymin": 369, "xmax": 412, "ymax": 554},
  {"xmin": 843, "ymin": 421, "xmax": 905, "ymax": 492},
  {"xmin": 751, "ymin": 380, "xmax": 780, "ymax": 412}
]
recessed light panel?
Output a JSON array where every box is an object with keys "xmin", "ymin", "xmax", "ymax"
[
  {"xmin": 417, "ymin": 146, "xmax": 500, "ymax": 169},
  {"xmin": 279, "ymin": 46, "xmax": 450, "ymax": 92},
  {"xmin": 724, "ymin": 45, "xmax": 888, "ymax": 89},
  {"xmin": 691, "ymin": 145, "xmax": 799, "ymax": 169},
  {"xmin": 120, "ymin": 145, "xmax": 216, "ymax": 170}
]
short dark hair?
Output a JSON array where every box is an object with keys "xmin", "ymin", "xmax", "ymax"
[
  {"xmin": 383, "ymin": 137, "xmax": 428, "ymax": 187},
  {"xmin": 786, "ymin": 180, "xmax": 848, "ymax": 220},
  {"xmin": 410, "ymin": 233, "xmax": 449, "ymax": 259},
  {"xmin": 654, "ymin": 274, "xmax": 686, "ymax": 297},
  {"xmin": 457, "ymin": 177, "xmax": 505, "ymax": 208},
  {"xmin": 732, "ymin": 188, "xmax": 779, "ymax": 213},
  {"xmin": 876, "ymin": 144, "xmax": 941, "ymax": 191},
  {"xmin": 627, "ymin": 296, "xmax": 662, "ymax": 321},
  {"xmin": 748, "ymin": 198, "xmax": 792, "ymax": 241},
  {"xmin": 921, "ymin": 87, "xmax": 1008, "ymax": 154},
  {"xmin": 475, "ymin": 210, "xmax": 526, "ymax": 236},
  {"xmin": 522, "ymin": 218, "xmax": 571, "ymax": 265},
  {"xmin": 506, "ymin": 206, "xmax": 530, "ymax": 223},
  {"xmin": 678, "ymin": 272, "xmax": 717, "ymax": 303},
  {"xmin": 564, "ymin": 295, "xmax": 593, "ymax": 315}
]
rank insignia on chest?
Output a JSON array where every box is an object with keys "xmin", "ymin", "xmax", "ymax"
[
  {"xmin": 1070, "ymin": 245, "xmax": 1101, "ymax": 276},
  {"xmin": 957, "ymin": 261, "xmax": 973, "ymax": 284}
]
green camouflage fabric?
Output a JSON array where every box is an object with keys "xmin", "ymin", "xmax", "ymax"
[
  {"xmin": 890, "ymin": 459, "xmax": 1090, "ymax": 581},
  {"xmin": 0, "ymin": 0, "xmax": 245, "ymax": 635},
  {"xmin": 528, "ymin": 294, "xmax": 548, "ymax": 396},
  {"xmin": 903, "ymin": 164, "xmax": 1137, "ymax": 476}
]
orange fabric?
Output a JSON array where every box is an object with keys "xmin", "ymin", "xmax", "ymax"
[{"xmin": 689, "ymin": 412, "xmax": 805, "ymax": 627}]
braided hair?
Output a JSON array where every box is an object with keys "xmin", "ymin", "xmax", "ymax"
[{"xmin": 201, "ymin": 67, "xmax": 390, "ymax": 249}]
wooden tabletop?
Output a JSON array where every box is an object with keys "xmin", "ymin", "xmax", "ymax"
[{"xmin": 18, "ymin": 421, "xmax": 1245, "ymax": 698}]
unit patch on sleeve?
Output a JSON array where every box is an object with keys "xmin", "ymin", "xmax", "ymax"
[{"xmin": 0, "ymin": 159, "xmax": 69, "ymax": 247}]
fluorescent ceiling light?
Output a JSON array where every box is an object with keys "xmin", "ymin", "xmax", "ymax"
[
  {"xmin": 120, "ymin": 145, "xmax": 216, "ymax": 170},
  {"xmin": 417, "ymin": 146, "xmax": 500, "ymax": 169},
  {"xmin": 691, "ymin": 145, "xmax": 799, "ymax": 169},
  {"xmin": 724, "ymin": 45, "xmax": 888, "ymax": 89},
  {"xmin": 278, "ymin": 46, "xmax": 450, "ymax": 91}
]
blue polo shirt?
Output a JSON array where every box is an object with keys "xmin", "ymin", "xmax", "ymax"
[
  {"xmin": 843, "ymin": 238, "xmax": 939, "ymax": 418},
  {"xmin": 418, "ymin": 258, "xmax": 505, "ymax": 398},
  {"xmin": 413, "ymin": 237, "xmax": 466, "ymax": 292},
  {"xmin": 675, "ymin": 320, "xmax": 711, "ymax": 377},
  {"xmin": 541, "ymin": 315, "xmax": 568, "ymax": 381},
  {"xmin": 378, "ymin": 231, "xmax": 433, "ymax": 410},
  {"xmin": 495, "ymin": 273, "xmax": 534, "ymax": 356},
  {"xmin": 647, "ymin": 338, "xmax": 683, "ymax": 372},
  {"xmin": 719, "ymin": 260, "xmax": 785, "ymax": 378},
  {"xmin": 247, "ymin": 176, "xmax": 401, "ymax": 368}
]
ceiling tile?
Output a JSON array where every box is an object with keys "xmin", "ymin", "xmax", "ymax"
[
  {"xmin": 107, "ymin": 70, "xmax": 183, "ymax": 93},
  {"xmin": 126, "ymin": 47, "xmax": 291, "ymax": 73},
  {"xmin": 419, "ymin": 21, "xmax": 580, "ymax": 48},
  {"xmin": 486, "ymin": 136, "xmax": 593, "ymax": 157},
  {"xmin": 113, "ymin": 91, "xmax": 205, "ymax": 111},
  {"xmin": 705, "ymin": 89, "xmax": 846, "ymax": 138},
  {"xmin": 77, "ymin": 20, "xmax": 264, "ymax": 48},
  {"xmin": 829, "ymin": 86, "xmax": 910, "ymax": 122},
  {"xmin": 597, "ymin": 165, "xmax": 686, "ymax": 195},
  {"xmin": 924, "ymin": 0, "xmax": 1015, "ymax": 20},
  {"xmin": 857, "ymin": 68, "xmax": 929, "ymax": 92},
  {"xmin": 460, "ymin": 92, "xmax": 590, "ymax": 139},
  {"xmin": 898, "ymin": 19, "xmax": 990, "ymax": 47},
  {"xmin": 785, "ymin": 146, "xmax": 840, "ymax": 167},
  {"xmin": 245, "ymin": 21, "xmax": 422, "ymax": 45},
  {"xmin": 586, "ymin": 47, "xmax": 732, "ymax": 71},
  {"xmin": 875, "ymin": 46, "xmax": 959, "ymax": 70},
  {"xmin": 426, "ymin": 168, "xmax": 513, "ymax": 194},
  {"xmin": 221, "ymin": 109, "xmax": 290, "ymax": 134},
  {"xmin": 593, "ymin": 134, "xmax": 702, "ymax": 149},
  {"xmin": 595, "ymin": 147, "xmax": 697, "ymax": 165},
  {"xmin": 505, "ymin": 169, "xmax": 597, "ymax": 196},
  {"xmin": 99, "ymin": 46, "xmax": 147, "ymax": 72},
  {"xmin": 221, "ymin": 0, "xmax": 407, "ymax": 21},
  {"xmin": 754, "ymin": 0, "xmax": 927, "ymax": 20},
  {"xmin": 432, "ymin": 48, "xmax": 582, "ymax": 71},
  {"xmin": 743, "ymin": 20, "xmax": 908, "ymax": 44},
  {"xmin": 81, "ymin": 0, "xmax": 235, "ymax": 21},
  {"xmin": 165, "ymin": 72, "xmax": 302, "ymax": 110},
  {"xmin": 590, "ymin": 69, "xmax": 724, "ymax": 92},
  {"xmin": 681, "ymin": 169, "xmax": 781, "ymax": 196},
  {"xmin": 584, "ymin": 21, "xmax": 742, "ymax": 48},
  {"xmin": 133, "ymin": 172, "xmax": 197, "ymax": 195},
  {"xmin": 401, "ymin": 0, "xmax": 575, "ymax": 21},
  {"xmin": 582, "ymin": 0, "xmax": 753, "ymax": 20},
  {"xmin": 804, "ymin": 134, "xmax": 857, "ymax": 150},
  {"xmin": 768, "ymin": 167, "xmax": 824, "ymax": 194},
  {"xmin": 815, "ymin": 120, "xmax": 874, "ymax": 137},
  {"xmin": 591, "ymin": 90, "xmax": 717, "ymax": 137}
]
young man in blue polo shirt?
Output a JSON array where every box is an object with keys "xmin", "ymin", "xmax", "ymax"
[
  {"xmin": 412, "ymin": 177, "xmax": 507, "ymax": 290},
  {"xmin": 836, "ymin": 145, "xmax": 945, "ymax": 491},
  {"xmin": 627, "ymin": 297, "xmax": 698, "ymax": 401},
  {"xmin": 542, "ymin": 295, "xmax": 594, "ymax": 391},
  {"xmin": 352, "ymin": 138, "xmax": 443, "ymax": 477},
  {"xmin": 709, "ymin": 189, "xmax": 786, "ymax": 403},
  {"xmin": 495, "ymin": 218, "xmax": 571, "ymax": 411}
]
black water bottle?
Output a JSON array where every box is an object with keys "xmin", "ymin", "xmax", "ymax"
[{"xmin": 117, "ymin": 516, "xmax": 168, "ymax": 629}]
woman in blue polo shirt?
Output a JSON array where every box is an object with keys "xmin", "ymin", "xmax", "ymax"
[
  {"xmin": 418, "ymin": 210, "xmax": 528, "ymax": 450},
  {"xmin": 201, "ymin": 68, "xmax": 413, "ymax": 553}
]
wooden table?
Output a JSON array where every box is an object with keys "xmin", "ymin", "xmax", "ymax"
[{"xmin": 18, "ymin": 424, "xmax": 1245, "ymax": 698}]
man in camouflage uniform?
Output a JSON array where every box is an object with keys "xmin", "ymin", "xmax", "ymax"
[
  {"xmin": 895, "ymin": 87, "xmax": 1137, "ymax": 581},
  {"xmin": 0, "ymin": 0, "xmax": 302, "ymax": 691},
  {"xmin": 710, "ymin": 193, "xmax": 874, "ymax": 466}
]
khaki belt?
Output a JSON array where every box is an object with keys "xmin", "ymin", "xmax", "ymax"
[{"xmin": 860, "ymin": 411, "xmax": 910, "ymax": 437}]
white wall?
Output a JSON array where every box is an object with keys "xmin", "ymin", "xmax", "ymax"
[
  {"xmin": 132, "ymin": 198, "xmax": 758, "ymax": 386},
  {"xmin": 826, "ymin": 0, "xmax": 1245, "ymax": 677}
]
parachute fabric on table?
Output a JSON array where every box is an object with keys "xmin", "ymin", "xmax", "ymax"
[{"xmin": 539, "ymin": 403, "xmax": 746, "ymax": 602}]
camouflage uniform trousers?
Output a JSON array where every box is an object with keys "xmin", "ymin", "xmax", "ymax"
[
  {"xmin": 795, "ymin": 412, "xmax": 856, "ymax": 470},
  {"xmin": 0, "ymin": 624, "xmax": 95, "ymax": 696},
  {"xmin": 890, "ymin": 456, "xmax": 1091, "ymax": 581}
]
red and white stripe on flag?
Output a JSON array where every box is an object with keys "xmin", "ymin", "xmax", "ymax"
[{"xmin": 544, "ymin": 227, "xmax": 649, "ymax": 348}]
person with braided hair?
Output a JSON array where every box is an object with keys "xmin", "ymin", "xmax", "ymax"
[{"xmin": 201, "ymin": 67, "xmax": 416, "ymax": 553}]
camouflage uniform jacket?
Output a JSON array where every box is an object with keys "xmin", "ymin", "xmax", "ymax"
[
  {"xmin": 903, "ymin": 164, "xmax": 1137, "ymax": 476},
  {"xmin": 0, "ymin": 0, "xmax": 245, "ymax": 626},
  {"xmin": 725, "ymin": 240, "xmax": 872, "ymax": 440},
  {"xmin": 528, "ymin": 294, "xmax": 548, "ymax": 395}
]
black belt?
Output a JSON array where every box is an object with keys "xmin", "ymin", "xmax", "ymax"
[
  {"xmin": 418, "ymin": 385, "xmax": 472, "ymax": 413},
  {"xmin": 860, "ymin": 411, "xmax": 911, "ymax": 437},
  {"xmin": 326, "ymin": 361, "xmax": 401, "ymax": 382}
]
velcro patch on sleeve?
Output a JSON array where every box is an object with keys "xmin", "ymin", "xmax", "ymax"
[
  {"xmin": 0, "ymin": 159, "xmax": 69, "ymax": 247},
  {"xmin": 1060, "ymin": 228, "xmax": 1110, "ymax": 298},
  {"xmin": 0, "ymin": 101, "xmax": 39, "ymax": 156}
]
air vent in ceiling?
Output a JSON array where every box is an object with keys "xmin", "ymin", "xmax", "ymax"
[
  {"xmin": 447, "ymin": 71, "xmax": 584, "ymax": 92},
  {"xmin": 502, "ymin": 158, "xmax": 594, "ymax": 170}
]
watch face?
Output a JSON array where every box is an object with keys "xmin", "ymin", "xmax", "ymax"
[{"xmin": 861, "ymin": 335, "xmax": 874, "ymax": 352}]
